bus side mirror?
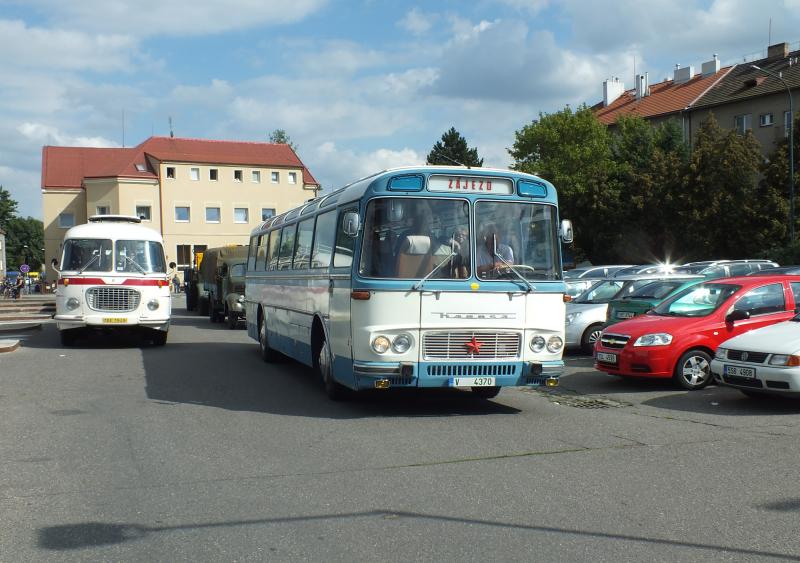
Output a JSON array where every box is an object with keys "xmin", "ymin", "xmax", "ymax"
[
  {"xmin": 51, "ymin": 258, "xmax": 60, "ymax": 273},
  {"xmin": 560, "ymin": 219, "xmax": 574, "ymax": 244},
  {"xmin": 343, "ymin": 212, "xmax": 360, "ymax": 237}
]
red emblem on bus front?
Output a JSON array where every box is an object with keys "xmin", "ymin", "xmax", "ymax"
[{"xmin": 465, "ymin": 336, "xmax": 483, "ymax": 355}]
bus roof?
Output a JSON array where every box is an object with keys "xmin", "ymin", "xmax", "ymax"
[
  {"xmin": 63, "ymin": 220, "xmax": 164, "ymax": 242},
  {"xmin": 250, "ymin": 165, "xmax": 556, "ymax": 235}
]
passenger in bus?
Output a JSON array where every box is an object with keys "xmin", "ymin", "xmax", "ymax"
[
  {"xmin": 476, "ymin": 224, "xmax": 514, "ymax": 279},
  {"xmin": 446, "ymin": 227, "xmax": 469, "ymax": 278}
]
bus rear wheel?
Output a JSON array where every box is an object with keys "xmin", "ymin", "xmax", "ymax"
[{"xmin": 259, "ymin": 315, "xmax": 279, "ymax": 362}]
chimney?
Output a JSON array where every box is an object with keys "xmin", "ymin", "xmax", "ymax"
[
  {"xmin": 767, "ymin": 42, "xmax": 789, "ymax": 59},
  {"xmin": 635, "ymin": 73, "xmax": 650, "ymax": 100},
  {"xmin": 603, "ymin": 77, "xmax": 625, "ymax": 107},
  {"xmin": 701, "ymin": 54, "xmax": 720, "ymax": 77},
  {"xmin": 673, "ymin": 64, "xmax": 694, "ymax": 84}
]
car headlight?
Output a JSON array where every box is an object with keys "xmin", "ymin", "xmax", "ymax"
[
  {"xmin": 66, "ymin": 297, "xmax": 80, "ymax": 311},
  {"xmin": 714, "ymin": 348, "xmax": 727, "ymax": 360},
  {"xmin": 391, "ymin": 334, "xmax": 412, "ymax": 354},
  {"xmin": 530, "ymin": 335, "xmax": 546, "ymax": 352},
  {"xmin": 769, "ymin": 354, "xmax": 800, "ymax": 366},
  {"xmin": 546, "ymin": 335, "xmax": 564, "ymax": 353},
  {"xmin": 147, "ymin": 298, "xmax": 160, "ymax": 311},
  {"xmin": 565, "ymin": 312, "xmax": 581, "ymax": 325},
  {"xmin": 633, "ymin": 333, "xmax": 673, "ymax": 347},
  {"xmin": 371, "ymin": 335, "xmax": 390, "ymax": 354}
]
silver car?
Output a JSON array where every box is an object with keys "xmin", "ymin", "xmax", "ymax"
[{"xmin": 566, "ymin": 274, "xmax": 701, "ymax": 354}]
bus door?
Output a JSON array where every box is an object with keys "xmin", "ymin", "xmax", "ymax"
[{"xmin": 328, "ymin": 206, "xmax": 358, "ymax": 388}]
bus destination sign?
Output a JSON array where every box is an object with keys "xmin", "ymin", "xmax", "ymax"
[{"xmin": 428, "ymin": 175, "xmax": 513, "ymax": 195}]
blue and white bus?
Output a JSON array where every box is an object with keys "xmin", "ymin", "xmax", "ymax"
[{"xmin": 245, "ymin": 166, "xmax": 573, "ymax": 399}]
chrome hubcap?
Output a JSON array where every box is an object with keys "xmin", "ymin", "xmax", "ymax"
[{"xmin": 681, "ymin": 356, "xmax": 709, "ymax": 386}]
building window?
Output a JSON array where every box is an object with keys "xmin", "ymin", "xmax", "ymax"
[
  {"xmin": 734, "ymin": 114, "xmax": 751, "ymax": 135},
  {"xmin": 136, "ymin": 205, "xmax": 151, "ymax": 221},
  {"xmin": 261, "ymin": 208, "xmax": 276, "ymax": 221},
  {"xmin": 166, "ymin": 167, "xmax": 176, "ymax": 179},
  {"xmin": 759, "ymin": 113, "xmax": 774, "ymax": 127},
  {"xmin": 95, "ymin": 205, "xmax": 110, "ymax": 216},
  {"xmin": 234, "ymin": 207, "xmax": 249, "ymax": 223},
  {"xmin": 177, "ymin": 244, "xmax": 191, "ymax": 267},
  {"xmin": 288, "ymin": 172, "xmax": 297, "ymax": 184},
  {"xmin": 234, "ymin": 170, "xmax": 243, "ymax": 182},
  {"xmin": 209, "ymin": 168, "xmax": 218, "ymax": 181},
  {"xmin": 206, "ymin": 207, "xmax": 221, "ymax": 223},
  {"xmin": 271, "ymin": 171, "xmax": 279, "ymax": 183},
  {"xmin": 786, "ymin": 111, "xmax": 794, "ymax": 138},
  {"xmin": 190, "ymin": 168, "xmax": 200, "ymax": 181},
  {"xmin": 59, "ymin": 213, "xmax": 75, "ymax": 228},
  {"xmin": 252, "ymin": 170, "xmax": 261, "ymax": 183},
  {"xmin": 175, "ymin": 206, "xmax": 190, "ymax": 222}
]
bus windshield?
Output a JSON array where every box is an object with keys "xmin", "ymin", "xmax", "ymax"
[
  {"xmin": 114, "ymin": 240, "xmax": 166, "ymax": 273},
  {"xmin": 62, "ymin": 239, "xmax": 113, "ymax": 272}
]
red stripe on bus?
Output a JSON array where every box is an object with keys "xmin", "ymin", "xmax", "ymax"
[{"xmin": 59, "ymin": 278, "xmax": 168, "ymax": 286}]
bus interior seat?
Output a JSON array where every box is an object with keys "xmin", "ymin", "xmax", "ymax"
[{"xmin": 396, "ymin": 235, "xmax": 432, "ymax": 278}]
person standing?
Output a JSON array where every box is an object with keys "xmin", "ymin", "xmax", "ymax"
[{"xmin": 172, "ymin": 275, "xmax": 180, "ymax": 293}]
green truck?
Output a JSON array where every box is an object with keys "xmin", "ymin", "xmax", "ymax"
[{"xmin": 197, "ymin": 245, "xmax": 249, "ymax": 329}]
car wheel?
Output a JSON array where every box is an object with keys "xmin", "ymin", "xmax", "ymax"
[
  {"xmin": 258, "ymin": 315, "xmax": 279, "ymax": 362},
  {"xmin": 317, "ymin": 337, "xmax": 348, "ymax": 400},
  {"xmin": 581, "ymin": 324, "xmax": 603, "ymax": 355},
  {"xmin": 471, "ymin": 386, "xmax": 501, "ymax": 399},
  {"xmin": 674, "ymin": 350, "xmax": 713, "ymax": 390}
]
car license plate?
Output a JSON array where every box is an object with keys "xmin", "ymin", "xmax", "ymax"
[
  {"xmin": 102, "ymin": 317, "xmax": 127, "ymax": 324},
  {"xmin": 449, "ymin": 377, "xmax": 496, "ymax": 387},
  {"xmin": 597, "ymin": 352, "xmax": 617, "ymax": 364},
  {"xmin": 724, "ymin": 365, "xmax": 756, "ymax": 378},
  {"xmin": 617, "ymin": 311, "xmax": 635, "ymax": 319}
]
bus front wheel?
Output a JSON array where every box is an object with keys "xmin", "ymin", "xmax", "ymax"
[
  {"xmin": 60, "ymin": 329, "xmax": 78, "ymax": 347},
  {"xmin": 317, "ymin": 338, "xmax": 348, "ymax": 401}
]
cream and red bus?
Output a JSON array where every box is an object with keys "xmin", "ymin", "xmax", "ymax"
[{"xmin": 52, "ymin": 215, "xmax": 175, "ymax": 346}]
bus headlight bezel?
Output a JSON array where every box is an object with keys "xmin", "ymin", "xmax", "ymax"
[
  {"xmin": 392, "ymin": 334, "xmax": 413, "ymax": 354},
  {"xmin": 547, "ymin": 335, "xmax": 564, "ymax": 353},
  {"xmin": 371, "ymin": 335, "xmax": 391, "ymax": 354},
  {"xmin": 65, "ymin": 297, "xmax": 81, "ymax": 311},
  {"xmin": 530, "ymin": 335, "xmax": 546, "ymax": 353},
  {"xmin": 147, "ymin": 298, "xmax": 160, "ymax": 311}
]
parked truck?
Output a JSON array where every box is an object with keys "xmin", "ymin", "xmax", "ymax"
[{"xmin": 197, "ymin": 245, "xmax": 248, "ymax": 329}]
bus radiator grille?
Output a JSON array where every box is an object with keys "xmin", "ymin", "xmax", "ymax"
[
  {"xmin": 426, "ymin": 364, "xmax": 517, "ymax": 377},
  {"xmin": 389, "ymin": 376, "xmax": 414, "ymax": 386},
  {"xmin": 86, "ymin": 287, "xmax": 142, "ymax": 312},
  {"xmin": 423, "ymin": 332, "xmax": 521, "ymax": 360}
]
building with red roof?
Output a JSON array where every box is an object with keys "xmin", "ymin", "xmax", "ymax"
[{"xmin": 42, "ymin": 136, "xmax": 320, "ymax": 280}]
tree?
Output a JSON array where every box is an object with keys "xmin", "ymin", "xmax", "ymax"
[
  {"xmin": 427, "ymin": 127, "xmax": 484, "ymax": 167},
  {"xmin": 0, "ymin": 185, "xmax": 18, "ymax": 231},
  {"xmin": 5, "ymin": 217, "xmax": 44, "ymax": 270},
  {"xmin": 268, "ymin": 129, "xmax": 298, "ymax": 152},
  {"xmin": 509, "ymin": 105, "xmax": 619, "ymax": 262}
]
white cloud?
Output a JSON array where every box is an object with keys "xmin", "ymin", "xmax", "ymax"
[
  {"xmin": 398, "ymin": 8, "xmax": 436, "ymax": 35},
  {"xmin": 16, "ymin": 123, "xmax": 117, "ymax": 148},
  {"xmin": 494, "ymin": 0, "xmax": 551, "ymax": 15},
  {"xmin": 295, "ymin": 40, "xmax": 387, "ymax": 76},
  {"xmin": 20, "ymin": 0, "xmax": 328, "ymax": 37},
  {"xmin": 310, "ymin": 142, "xmax": 423, "ymax": 189},
  {"xmin": 0, "ymin": 165, "xmax": 41, "ymax": 220}
]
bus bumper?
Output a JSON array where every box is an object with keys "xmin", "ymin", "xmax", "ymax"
[
  {"xmin": 55, "ymin": 314, "xmax": 170, "ymax": 332},
  {"xmin": 351, "ymin": 360, "xmax": 563, "ymax": 390}
]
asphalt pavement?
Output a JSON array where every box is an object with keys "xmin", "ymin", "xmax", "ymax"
[{"xmin": 2, "ymin": 296, "xmax": 800, "ymax": 561}]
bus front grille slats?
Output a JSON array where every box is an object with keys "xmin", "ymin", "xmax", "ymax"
[
  {"xmin": 86, "ymin": 287, "xmax": 141, "ymax": 312},
  {"xmin": 423, "ymin": 331, "xmax": 521, "ymax": 360},
  {"xmin": 426, "ymin": 364, "xmax": 518, "ymax": 377}
]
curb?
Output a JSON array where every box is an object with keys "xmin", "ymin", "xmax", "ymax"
[
  {"xmin": 0, "ymin": 339, "xmax": 20, "ymax": 353},
  {"xmin": 0, "ymin": 321, "xmax": 44, "ymax": 333}
]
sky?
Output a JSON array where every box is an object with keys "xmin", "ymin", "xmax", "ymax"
[{"xmin": 2, "ymin": 0, "xmax": 800, "ymax": 219}]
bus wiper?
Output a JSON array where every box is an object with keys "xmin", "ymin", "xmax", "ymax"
[
  {"xmin": 78, "ymin": 253, "xmax": 100, "ymax": 273},
  {"xmin": 493, "ymin": 251, "xmax": 535, "ymax": 293},
  {"xmin": 123, "ymin": 255, "xmax": 147, "ymax": 274},
  {"xmin": 412, "ymin": 252, "xmax": 457, "ymax": 292}
]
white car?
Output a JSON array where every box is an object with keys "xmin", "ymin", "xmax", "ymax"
[{"xmin": 711, "ymin": 318, "xmax": 800, "ymax": 397}]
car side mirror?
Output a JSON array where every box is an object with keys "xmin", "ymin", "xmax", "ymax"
[
  {"xmin": 343, "ymin": 212, "xmax": 360, "ymax": 237},
  {"xmin": 560, "ymin": 219, "xmax": 573, "ymax": 244},
  {"xmin": 725, "ymin": 309, "xmax": 750, "ymax": 323}
]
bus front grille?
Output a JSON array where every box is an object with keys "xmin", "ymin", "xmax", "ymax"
[
  {"xmin": 427, "ymin": 364, "xmax": 518, "ymax": 377},
  {"xmin": 86, "ymin": 287, "xmax": 141, "ymax": 312},
  {"xmin": 423, "ymin": 331, "xmax": 521, "ymax": 360}
]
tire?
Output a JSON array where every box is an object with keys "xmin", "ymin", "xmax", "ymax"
[
  {"xmin": 152, "ymin": 330, "xmax": 168, "ymax": 346},
  {"xmin": 471, "ymin": 386, "xmax": 501, "ymax": 399},
  {"xmin": 209, "ymin": 301, "xmax": 220, "ymax": 323},
  {"xmin": 60, "ymin": 329, "xmax": 77, "ymax": 347},
  {"xmin": 258, "ymin": 315, "xmax": 279, "ymax": 362},
  {"xmin": 580, "ymin": 324, "xmax": 603, "ymax": 355},
  {"xmin": 673, "ymin": 349, "xmax": 713, "ymax": 390},
  {"xmin": 227, "ymin": 308, "xmax": 238, "ymax": 329},
  {"xmin": 317, "ymin": 337, "xmax": 348, "ymax": 400}
]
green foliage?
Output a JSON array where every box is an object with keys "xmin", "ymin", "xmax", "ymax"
[
  {"xmin": 268, "ymin": 129, "xmax": 298, "ymax": 152},
  {"xmin": 5, "ymin": 216, "xmax": 44, "ymax": 271},
  {"xmin": 427, "ymin": 127, "xmax": 484, "ymax": 167},
  {"xmin": 0, "ymin": 185, "xmax": 18, "ymax": 231}
]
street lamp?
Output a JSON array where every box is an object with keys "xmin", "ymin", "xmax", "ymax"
[{"xmin": 752, "ymin": 64, "xmax": 795, "ymax": 241}]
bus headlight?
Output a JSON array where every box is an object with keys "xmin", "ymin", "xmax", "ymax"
[
  {"xmin": 392, "ymin": 334, "xmax": 412, "ymax": 354},
  {"xmin": 547, "ymin": 336, "xmax": 564, "ymax": 353},
  {"xmin": 371, "ymin": 336, "xmax": 391, "ymax": 354},
  {"xmin": 147, "ymin": 299, "xmax": 160, "ymax": 311},
  {"xmin": 66, "ymin": 297, "xmax": 80, "ymax": 311},
  {"xmin": 530, "ymin": 336, "xmax": 546, "ymax": 353}
]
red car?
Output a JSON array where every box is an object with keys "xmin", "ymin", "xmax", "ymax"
[{"xmin": 594, "ymin": 275, "xmax": 800, "ymax": 389}]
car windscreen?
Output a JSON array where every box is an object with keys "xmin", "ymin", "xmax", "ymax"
[
  {"xmin": 652, "ymin": 282, "xmax": 740, "ymax": 317},
  {"xmin": 624, "ymin": 280, "xmax": 686, "ymax": 300},
  {"xmin": 573, "ymin": 280, "xmax": 624, "ymax": 303},
  {"xmin": 62, "ymin": 239, "xmax": 113, "ymax": 272},
  {"xmin": 230, "ymin": 263, "xmax": 246, "ymax": 277},
  {"xmin": 564, "ymin": 268, "xmax": 588, "ymax": 279}
]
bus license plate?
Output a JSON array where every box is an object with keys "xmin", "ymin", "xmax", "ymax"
[
  {"xmin": 617, "ymin": 311, "xmax": 635, "ymax": 319},
  {"xmin": 724, "ymin": 365, "xmax": 756, "ymax": 378},
  {"xmin": 449, "ymin": 377, "xmax": 496, "ymax": 387},
  {"xmin": 597, "ymin": 352, "xmax": 617, "ymax": 364},
  {"xmin": 102, "ymin": 318, "xmax": 127, "ymax": 324}
]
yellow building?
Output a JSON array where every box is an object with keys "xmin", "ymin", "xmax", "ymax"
[{"xmin": 41, "ymin": 136, "xmax": 319, "ymax": 281}]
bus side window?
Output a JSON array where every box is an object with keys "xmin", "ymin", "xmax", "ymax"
[
  {"xmin": 333, "ymin": 207, "xmax": 357, "ymax": 269},
  {"xmin": 267, "ymin": 229, "xmax": 281, "ymax": 271},
  {"xmin": 278, "ymin": 225, "xmax": 296, "ymax": 270},
  {"xmin": 248, "ymin": 236, "xmax": 259, "ymax": 271},
  {"xmin": 256, "ymin": 234, "xmax": 267, "ymax": 271},
  {"xmin": 292, "ymin": 218, "xmax": 314, "ymax": 269},
  {"xmin": 311, "ymin": 210, "xmax": 337, "ymax": 269}
]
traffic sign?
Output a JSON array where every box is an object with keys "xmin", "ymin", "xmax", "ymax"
[{"xmin": 19, "ymin": 264, "xmax": 30, "ymax": 273}]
